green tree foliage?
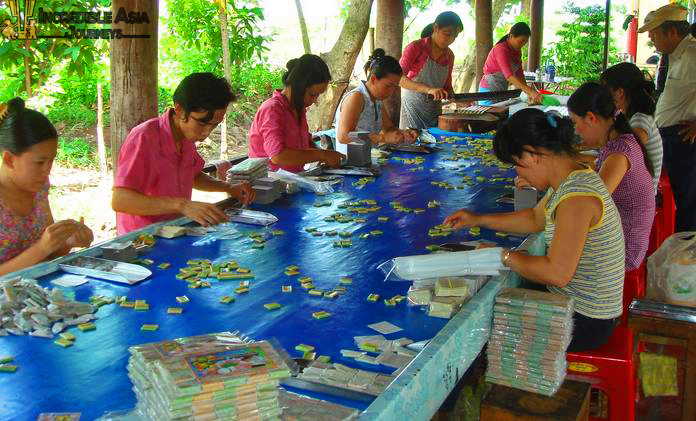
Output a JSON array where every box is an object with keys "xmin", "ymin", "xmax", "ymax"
[
  {"xmin": 543, "ymin": 2, "xmax": 620, "ymax": 84},
  {"xmin": 0, "ymin": 0, "xmax": 110, "ymax": 95}
]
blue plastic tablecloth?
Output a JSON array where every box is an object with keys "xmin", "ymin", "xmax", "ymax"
[{"xmin": 0, "ymin": 131, "xmax": 523, "ymax": 421}]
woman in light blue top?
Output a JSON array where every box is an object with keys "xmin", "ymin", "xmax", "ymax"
[{"xmin": 335, "ymin": 49, "xmax": 419, "ymax": 155}]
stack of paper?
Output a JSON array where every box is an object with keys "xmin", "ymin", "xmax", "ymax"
[
  {"xmin": 297, "ymin": 361, "xmax": 395, "ymax": 396},
  {"xmin": 128, "ymin": 332, "xmax": 293, "ymax": 420},
  {"xmin": 434, "ymin": 277, "xmax": 472, "ymax": 297},
  {"xmin": 485, "ymin": 288, "xmax": 574, "ymax": 396},
  {"xmin": 226, "ymin": 158, "xmax": 269, "ymax": 184},
  {"xmin": 252, "ymin": 177, "xmax": 283, "ymax": 205}
]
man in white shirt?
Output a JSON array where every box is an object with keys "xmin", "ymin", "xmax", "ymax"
[{"xmin": 639, "ymin": 4, "xmax": 696, "ymax": 232}]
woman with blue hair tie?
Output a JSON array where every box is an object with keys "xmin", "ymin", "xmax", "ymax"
[{"xmin": 444, "ymin": 108, "xmax": 626, "ymax": 352}]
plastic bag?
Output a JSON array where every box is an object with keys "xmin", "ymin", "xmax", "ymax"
[
  {"xmin": 271, "ymin": 168, "xmax": 335, "ymax": 194},
  {"xmin": 647, "ymin": 232, "xmax": 696, "ymax": 307},
  {"xmin": 378, "ymin": 247, "xmax": 507, "ymax": 281}
]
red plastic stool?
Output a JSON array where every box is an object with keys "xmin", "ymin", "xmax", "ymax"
[
  {"xmin": 621, "ymin": 266, "xmax": 646, "ymax": 326},
  {"xmin": 566, "ymin": 326, "xmax": 636, "ymax": 421}
]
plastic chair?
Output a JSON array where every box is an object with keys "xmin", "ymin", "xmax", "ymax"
[
  {"xmin": 566, "ymin": 325, "xmax": 636, "ymax": 421},
  {"xmin": 621, "ymin": 266, "xmax": 646, "ymax": 327}
]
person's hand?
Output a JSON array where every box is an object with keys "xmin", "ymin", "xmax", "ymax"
[
  {"xmin": 443, "ymin": 209, "xmax": 479, "ymax": 230},
  {"xmin": 528, "ymin": 91, "xmax": 543, "ymax": 105},
  {"xmin": 65, "ymin": 217, "xmax": 94, "ymax": 249},
  {"xmin": 427, "ymin": 87, "xmax": 449, "ymax": 101},
  {"xmin": 37, "ymin": 220, "xmax": 80, "ymax": 257},
  {"xmin": 514, "ymin": 176, "xmax": 532, "ymax": 189},
  {"xmin": 227, "ymin": 182, "xmax": 255, "ymax": 206},
  {"xmin": 320, "ymin": 150, "xmax": 345, "ymax": 168},
  {"xmin": 402, "ymin": 129, "xmax": 420, "ymax": 143},
  {"xmin": 382, "ymin": 130, "xmax": 405, "ymax": 145},
  {"xmin": 180, "ymin": 200, "xmax": 228, "ymax": 227},
  {"xmin": 679, "ymin": 121, "xmax": 696, "ymax": 144}
]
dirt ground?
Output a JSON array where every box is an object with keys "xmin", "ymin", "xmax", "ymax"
[{"xmin": 50, "ymin": 125, "xmax": 248, "ymax": 245}]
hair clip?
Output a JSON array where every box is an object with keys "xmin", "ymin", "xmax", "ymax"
[
  {"xmin": 0, "ymin": 104, "xmax": 8, "ymax": 123},
  {"xmin": 546, "ymin": 112, "xmax": 557, "ymax": 128}
]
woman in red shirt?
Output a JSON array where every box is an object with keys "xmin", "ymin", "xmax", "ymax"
[{"xmin": 399, "ymin": 11, "xmax": 463, "ymax": 129}]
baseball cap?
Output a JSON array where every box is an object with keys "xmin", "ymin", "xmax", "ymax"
[{"xmin": 638, "ymin": 3, "xmax": 688, "ymax": 33}]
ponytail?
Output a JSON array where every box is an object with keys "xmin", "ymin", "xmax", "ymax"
[{"xmin": 364, "ymin": 48, "xmax": 402, "ymax": 79}]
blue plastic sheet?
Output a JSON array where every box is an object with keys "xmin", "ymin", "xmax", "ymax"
[{"xmin": 0, "ymin": 130, "xmax": 522, "ymax": 420}]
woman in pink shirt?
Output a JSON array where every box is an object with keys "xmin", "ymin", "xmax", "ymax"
[
  {"xmin": 248, "ymin": 54, "xmax": 344, "ymax": 173},
  {"xmin": 399, "ymin": 11, "xmax": 463, "ymax": 129},
  {"xmin": 568, "ymin": 82, "xmax": 656, "ymax": 271},
  {"xmin": 0, "ymin": 98, "xmax": 93, "ymax": 276},
  {"xmin": 480, "ymin": 22, "xmax": 540, "ymax": 104}
]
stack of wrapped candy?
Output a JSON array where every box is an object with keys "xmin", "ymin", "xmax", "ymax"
[
  {"xmin": 127, "ymin": 332, "xmax": 294, "ymax": 420},
  {"xmin": 486, "ymin": 288, "xmax": 574, "ymax": 396},
  {"xmin": 226, "ymin": 158, "xmax": 269, "ymax": 185}
]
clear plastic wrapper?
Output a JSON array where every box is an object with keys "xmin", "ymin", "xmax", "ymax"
[
  {"xmin": 278, "ymin": 390, "xmax": 359, "ymax": 420},
  {"xmin": 428, "ymin": 296, "xmax": 467, "ymax": 319},
  {"xmin": 271, "ymin": 169, "xmax": 335, "ymax": 194},
  {"xmin": 191, "ymin": 224, "xmax": 241, "ymax": 246},
  {"xmin": 647, "ymin": 231, "xmax": 696, "ymax": 307},
  {"xmin": 407, "ymin": 286, "xmax": 433, "ymax": 306},
  {"xmin": 378, "ymin": 248, "xmax": 507, "ymax": 281}
]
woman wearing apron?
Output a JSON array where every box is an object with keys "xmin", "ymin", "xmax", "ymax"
[
  {"xmin": 479, "ymin": 22, "xmax": 541, "ymax": 105},
  {"xmin": 334, "ymin": 49, "xmax": 419, "ymax": 154},
  {"xmin": 399, "ymin": 11, "xmax": 463, "ymax": 129}
]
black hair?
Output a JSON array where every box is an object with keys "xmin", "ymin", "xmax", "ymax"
[
  {"xmin": 497, "ymin": 21, "xmax": 532, "ymax": 44},
  {"xmin": 364, "ymin": 48, "xmax": 402, "ymax": 79},
  {"xmin": 421, "ymin": 11, "xmax": 463, "ymax": 38},
  {"xmin": 0, "ymin": 97, "xmax": 58, "ymax": 155},
  {"xmin": 658, "ymin": 20, "xmax": 691, "ymax": 37},
  {"xmin": 600, "ymin": 62, "xmax": 656, "ymax": 118},
  {"xmin": 282, "ymin": 54, "xmax": 332, "ymax": 120},
  {"xmin": 568, "ymin": 82, "xmax": 654, "ymax": 177},
  {"xmin": 494, "ymin": 108, "xmax": 576, "ymax": 165},
  {"xmin": 172, "ymin": 73, "xmax": 236, "ymax": 123}
]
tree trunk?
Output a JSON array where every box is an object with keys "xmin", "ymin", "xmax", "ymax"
[
  {"xmin": 96, "ymin": 82, "xmax": 108, "ymax": 177},
  {"xmin": 528, "ymin": 0, "xmax": 544, "ymax": 72},
  {"xmin": 110, "ymin": 0, "xmax": 158, "ymax": 173},
  {"xmin": 475, "ymin": 0, "xmax": 493, "ymax": 89},
  {"xmin": 456, "ymin": 0, "xmax": 512, "ymax": 93},
  {"xmin": 306, "ymin": 0, "xmax": 373, "ymax": 132},
  {"xmin": 294, "ymin": 0, "xmax": 312, "ymax": 54},
  {"xmin": 520, "ymin": 0, "xmax": 531, "ymax": 19},
  {"xmin": 23, "ymin": 40, "xmax": 32, "ymax": 97},
  {"xmin": 219, "ymin": 0, "xmax": 232, "ymax": 159},
  {"xmin": 375, "ymin": 0, "xmax": 404, "ymax": 125},
  {"xmin": 368, "ymin": 27, "xmax": 375, "ymax": 54}
]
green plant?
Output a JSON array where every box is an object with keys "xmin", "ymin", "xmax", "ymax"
[
  {"xmin": 543, "ymin": 2, "xmax": 621, "ymax": 84},
  {"xmin": 56, "ymin": 137, "xmax": 97, "ymax": 169}
]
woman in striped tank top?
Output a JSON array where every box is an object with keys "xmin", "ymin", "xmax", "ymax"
[
  {"xmin": 568, "ymin": 83, "xmax": 656, "ymax": 272},
  {"xmin": 444, "ymin": 109, "xmax": 625, "ymax": 351}
]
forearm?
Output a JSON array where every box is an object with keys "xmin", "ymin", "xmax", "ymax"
[
  {"xmin": 505, "ymin": 252, "xmax": 571, "ymax": 287},
  {"xmin": 193, "ymin": 172, "xmax": 233, "ymax": 193},
  {"xmin": 400, "ymin": 76, "xmax": 431, "ymax": 94},
  {"xmin": 0, "ymin": 244, "xmax": 49, "ymax": 276},
  {"xmin": 112, "ymin": 187, "xmax": 185, "ymax": 216},
  {"xmin": 271, "ymin": 148, "xmax": 323, "ymax": 167},
  {"xmin": 507, "ymin": 75, "xmax": 535, "ymax": 94},
  {"xmin": 476, "ymin": 208, "xmax": 542, "ymax": 234}
]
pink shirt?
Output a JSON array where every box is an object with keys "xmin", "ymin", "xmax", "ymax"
[
  {"xmin": 480, "ymin": 41, "xmax": 525, "ymax": 90},
  {"xmin": 400, "ymin": 37, "xmax": 455, "ymax": 91},
  {"xmin": 0, "ymin": 183, "xmax": 51, "ymax": 264},
  {"xmin": 247, "ymin": 90, "xmax": 311, "ymax": 173},
  {"xmin": 114, "ymin": 109, "xmax": 205, "ymax": 235}
]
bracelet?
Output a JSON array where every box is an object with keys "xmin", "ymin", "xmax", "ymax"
[{"xmin": 502, "ymin": 249, "xmax": 511, "ymax": 267}]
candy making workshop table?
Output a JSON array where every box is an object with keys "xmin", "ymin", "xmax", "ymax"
[{"xmin": 0, "ymin": 129, "xmax": 530, "ymax": 421}]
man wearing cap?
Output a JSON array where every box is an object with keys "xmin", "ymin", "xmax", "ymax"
[{"xmin": 639, "ymin": 4, "xmax": 696, "ymax": 232}]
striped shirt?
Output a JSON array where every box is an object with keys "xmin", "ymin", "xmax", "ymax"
[
  {"xmin": 596, "ymin": 133, "xmax": 655, "ymax": 271},
  {"xmin": 630, "ymin": 113, "xmax": 663, "ymax": 193},
  {"xmin": 545, "ymin": 168, "xmax": 625, "ymax": 319}
]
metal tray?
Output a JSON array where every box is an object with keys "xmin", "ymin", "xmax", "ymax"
[
  {"xmin": 59, "ymin": 256, "xmax": 151, "ymax": 285},
  {"xmin": 322, "ymin": 167, "xmax": 380, "ymax": 177}
]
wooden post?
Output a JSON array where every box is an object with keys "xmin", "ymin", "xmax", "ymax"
[
  {"xmin": 294, "ymin": 0, "xmax": 312, "ymax": 54},
  {"xmin": 109, "ymin": 0, "xmax": 158, "ymax": 173},
  {"xmin": 375, "ymin": 0, "xmax": 404, "ymax": 125},
  {"xmin": 368, "ymin": 27, "xmax": 375, "ymax": 54},
  {"xmin": 475, "ymin": 0, "xmax": 493, "ymax": 89},
  {"xmin": 96, "ymin": 82, "xmax": 108, "ymax": 177},
  {"xmin": 527, "ymin": 0, "xmax": 543, "ymax": 73}
]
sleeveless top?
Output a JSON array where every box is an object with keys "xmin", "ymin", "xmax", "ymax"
[
  {"xmin": 544, "ymin": 168, "xmax": 625, "ymax": 319},
  {"xmin": 334, "ymin": 81, "xmax": 383, "ymax": 156},
  {"xmin": 0, "ymin": 183, "xmax": 52, "ymax": 264}
]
